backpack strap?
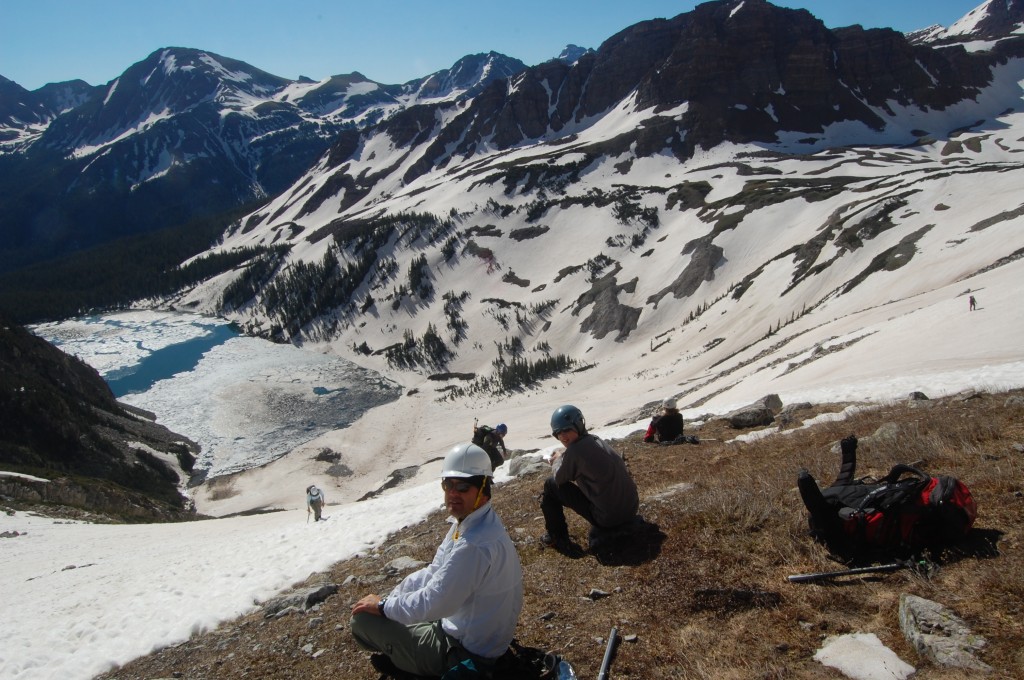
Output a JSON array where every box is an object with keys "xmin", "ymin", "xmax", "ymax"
[
  {"xmin": 881, "ymin": 464, "xmax": 930, "ymax": 485},
  {"xmin": 856, "ymin": 465, "xmax": 930, "ymax": 514},
  {"xmin": 829, "ymin": 435, "xmax": 858, "ymax": 487}
]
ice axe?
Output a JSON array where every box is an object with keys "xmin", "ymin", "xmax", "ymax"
[{"xmin": 787, "ymin": 558, "xmax": 935, "ymax": 584}]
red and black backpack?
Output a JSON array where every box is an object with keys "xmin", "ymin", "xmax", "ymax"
[{"xmin": 798, "ymin": 436, "xmax": 977, "ymax": 554}]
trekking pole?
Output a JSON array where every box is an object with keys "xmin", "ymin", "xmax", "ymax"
[
  {"xmin": 787, "ymin": 558, "xmax": 932, "ymax": 584},
  {"xmin": 597, "ymin": 626, "xmax": 618, "ymax": 680},
  {"xmin": 787, "ymin": 563, "xmax": 902, "ymax": 583}
]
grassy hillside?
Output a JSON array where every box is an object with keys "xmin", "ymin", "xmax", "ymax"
[{"xmin": 97, "ymin": 389, "xmax": 1024, "ymax": 678}]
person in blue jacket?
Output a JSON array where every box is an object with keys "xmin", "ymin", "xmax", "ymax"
[{"xmin": 350, "ymin": 443, "xmax": 524, "ymax": 677}]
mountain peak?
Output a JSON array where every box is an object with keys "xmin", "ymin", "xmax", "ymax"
[
  {"xmin": 557, "ymin": 44, "xmax": 594, "ymax": 65},
  {"xmin": 948, "ymin": 0, "xmax": 1024, "ymax": 39},
  {"xmin": 910, "ymin": 0, "xmax": 1024, "ymax": 43},
  {"xmin": 404, "ymin": 51, "xmax": 526, "ymax": 101}
]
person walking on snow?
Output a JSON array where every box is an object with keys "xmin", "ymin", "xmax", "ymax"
[
  {"xmin": 969, "ymin": 294, "xmax": 977, "ymax": 311},
  {"xmin": 540, "ymin": 404, "xmax": 639, "ymax": 554},
  {"xmin": 306, "ymin": 485, "xmax": 324, "ymax": 521},
  {"xmin": 350, "ymin": 443, "xmax": 523, "ymax": 677}
]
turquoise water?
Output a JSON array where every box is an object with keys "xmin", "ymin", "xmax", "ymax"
[{"xmin": 105, "ymin": 323, "xmax": 240, "ymax": 397}]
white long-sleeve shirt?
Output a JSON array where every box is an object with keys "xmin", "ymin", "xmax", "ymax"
[{"xmin": 381, "ymin": 502, "xmax": 524, "ymax": 659}]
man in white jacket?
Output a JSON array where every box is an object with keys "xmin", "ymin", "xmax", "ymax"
[{"xmin": 350, "ymin": 443, "xmax": 524, "ymax": 677}]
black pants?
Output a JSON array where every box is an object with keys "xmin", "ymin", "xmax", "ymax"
[{"xmin": 541, "ymin": 476, "xmax": 599, "ymax": 539}]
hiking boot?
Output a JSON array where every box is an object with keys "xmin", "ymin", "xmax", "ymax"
[
  {"xmin": 370, "ymin": 654, "xmax": 425, "ymax": 679},
  {"xmin": 370, "ymin": 654, "xmax": 398, "ymax": 673},
  {"xmin": 540, "ymin": 531, "xmax": 566, "ymax": 548},
  {"xmin": 540, "ymin": 533, "xmax": 583, "ymax": 557}
]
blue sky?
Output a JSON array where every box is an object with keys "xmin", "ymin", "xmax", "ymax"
[{"xmin": 2, "ymin": 0, "xmax": 986, "ymax": 91}]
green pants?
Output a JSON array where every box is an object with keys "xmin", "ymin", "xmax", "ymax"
[{"xmin": 351, "ymin": 614, "xmax": 467, "ymax": 677}]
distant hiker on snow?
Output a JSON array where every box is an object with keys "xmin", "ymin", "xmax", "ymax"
[
  {"xmin": 472, "ymin": 421, "xmax": 508, "ymax": 471},
  {"xmin": 969, "ymin": 294, "xmax": 977, "ymax": 311},
  {"xmin": 541, "ymin": 404, "xmax": 640, "ymax": 554},
  {"xmin": 306, "ymin": 485, "xmax": 324, "ymax": 521},
  {"xmin": 350, "ymin": 443, "xmax": 523, "ymax": 678},
  {"xmin": 643, "ymin": 397, "xmax": 684, "ymax": 443}
]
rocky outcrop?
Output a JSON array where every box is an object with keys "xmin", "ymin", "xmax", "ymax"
[
  {"xmin": 1, "ymin": 317, "xmax": 198, "ymax": 519},
  {"xmin": 722, "ymin": 394, "xmax": 783, "ymax": 429},
  {"xmin": 899, "ymin": 594, "xmax": 992, "ymax": 672},
  {"xmin": 0, "ymin": 474, "xmax": 195, "ymax": 522},
  {"xmin": 262, "ymin": 584, "xmax": 340, "ymax": 618},
  {"xmin": 357, "ymin": 0, "xmax": 1015, "ymax": 191}
]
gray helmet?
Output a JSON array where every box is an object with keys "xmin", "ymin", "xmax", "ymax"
[
  {"xmin": 550, "ymin": 404, "xmax": 586, "ymax": 437},
  {"xmin": 662, "ymin": 397, "xmax": 677, "ymax": 410},
  {"xmin": 440, "ymin": 443, "xmax": 492, "ymax": 478}
]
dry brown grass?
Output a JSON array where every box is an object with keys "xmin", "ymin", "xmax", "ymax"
[{"xmin": 98, "ymin": 389, "xmax": 1024, "ymax": 679}]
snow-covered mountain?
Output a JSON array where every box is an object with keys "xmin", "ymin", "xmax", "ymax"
[
  {"xmin": 909, "ymin": 0, "xmax": 1024, "ymax": 43},
  {"xmin": 0, "ymin": 48, "xmax": 525, "ymax": 270},
  {"xmin": 3, "ymin": 0, "xmax": 1018, "ymax": 275},
  {"xmin": 0, "ymin": 75, "xmax": 94, "ymax": 147},
  {"xmin": 4, "ymin": 0, "xmax": 1024, "ymax": 504},
  {"xmin": 162, "ymin": 0, "xmax": 1024, "ymax": 427},
  {"xmin": 556, "ymin": 44, "xmax": 595, "ymax": 65}
]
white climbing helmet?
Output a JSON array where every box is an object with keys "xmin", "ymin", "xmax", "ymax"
[
  {"xmin": 663, "ymin": 397, "xmax": 678, "ymax": 410},
  {"xmin": 440, "ymin": 443, "xmax": 492, "ymax": 478}
]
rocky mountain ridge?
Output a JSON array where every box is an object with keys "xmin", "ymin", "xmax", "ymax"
[
  {"xmin": 1, "ymin": 0, "xmax": 1018, "ymax": 276},
  {"xmin": 302, "ymin": 0, "xmax": 1016, "ymax": 199},
  {"xmin": 0, "ymin": 75, "xmax": 94, "ymax": 132},
  {"xmin": 0, "ymin": 48, "xmax": 525, "ymax": 272},
  {"xmin": 929, "ymin": 0, "xmax": 1024, "ymax": 43},
  {"xmin": 164, "ymin": 0, "xmax": 1024, "ymax": 415}
]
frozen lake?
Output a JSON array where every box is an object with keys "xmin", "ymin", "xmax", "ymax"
[{"xmin": 32, "ymin": 311, "xmax": 402, "ymax": 479}]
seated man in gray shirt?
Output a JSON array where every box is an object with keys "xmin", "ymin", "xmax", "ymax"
[{"xmin": 540, "ymin": 404, "xmax": 639, "ymax": 554}]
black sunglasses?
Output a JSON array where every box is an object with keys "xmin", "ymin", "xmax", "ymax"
[
  {"xmin": 552, "ymin": 427, "xmax": 573, "ymax": 438},
  {"xmin": 441, "ymin": 479, "xmax": 475, "ymax": 493}
]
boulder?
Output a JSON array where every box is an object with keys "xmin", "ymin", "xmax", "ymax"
[
  {"xmin": 722, "ymin": 394, "xmax": 782, "ymax": 429},
  {"xmin": 385, "ymin": 556, "xmax": 427, "ymax": 575},
  {"xmin": 899, "ymin": 594, "xmax": 992, "ymax": 672},
  {"xmin": 262, "ymin": 583, "xmax": 338, "ymax": 617},
  {"xmin": 777, "ymin": 401, "xmax": 812, "ymax": 427},
  {"xmin": 507, "ymin": 454, "xmax": 548, "ymax": 477}
]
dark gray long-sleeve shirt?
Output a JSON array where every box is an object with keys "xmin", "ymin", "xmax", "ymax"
[{"xmin": 554, "ymin": 434, "xmax": 639, "ymax": 527}]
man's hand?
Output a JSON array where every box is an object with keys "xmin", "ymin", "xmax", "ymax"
[
  {"xmin": 352, "ymin": 594, "xmax": 383, "ymax": 616},
  {"xmin": 550, "ymin": 449, "xmax": 563, "ymax": 467}
]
